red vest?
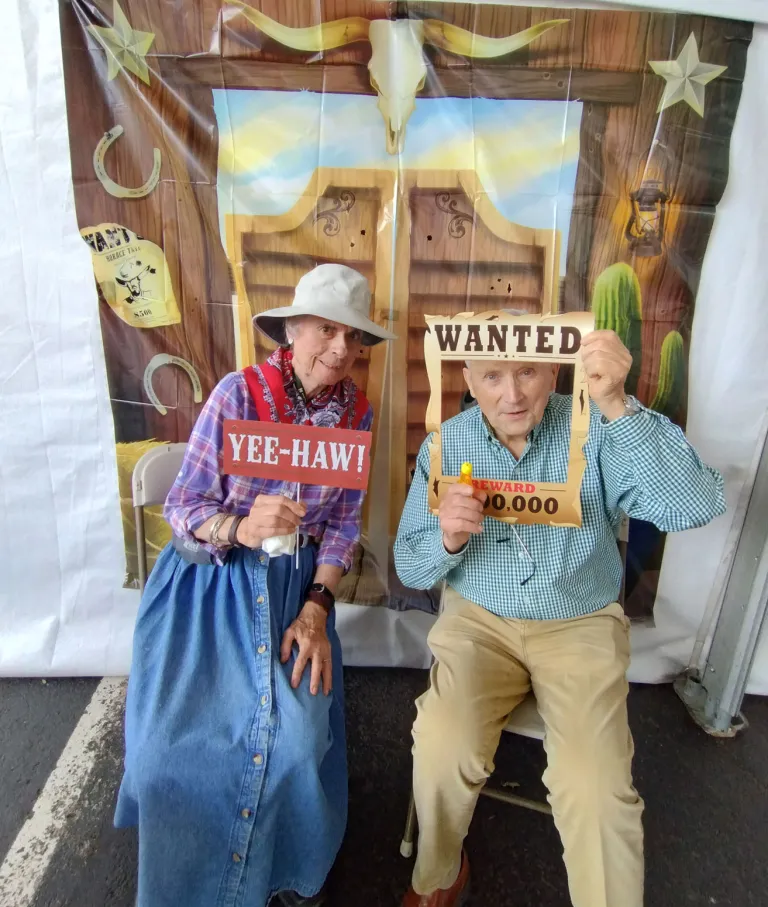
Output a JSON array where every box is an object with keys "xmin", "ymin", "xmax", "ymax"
[{"xmin": 242, "ymin": 363, "xmax": 370, "ymax": 429}]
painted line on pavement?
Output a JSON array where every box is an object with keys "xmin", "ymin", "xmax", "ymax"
[{"xmin": 0, "ymin": 677, "xmax": 127, "ymax": 907}]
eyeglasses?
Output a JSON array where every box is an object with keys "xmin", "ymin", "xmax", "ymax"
[{"xmin": 498, "ymin": 524, "xmax": 536, "ymax": 586}]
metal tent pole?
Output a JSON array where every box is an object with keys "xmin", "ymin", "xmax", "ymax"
[{"xmin": 675, "ymin": 421, "xmax": 768, "ymax": 737}]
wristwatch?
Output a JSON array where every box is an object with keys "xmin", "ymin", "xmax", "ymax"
[{"xmin": 307, "ymin": 582, "xmax": 335, "ymax": 614}]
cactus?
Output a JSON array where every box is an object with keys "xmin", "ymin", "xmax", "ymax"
[
  {"xmin": 590, "ymin": 263, "xmax": 643, "ymax": 396},
  {"xmin": 590, "ymin": 263, "xmax": 686, "ymax": 419},
  {"xmin": 650, "ymin": 331, "xmax": 685, "ymax": 418}
]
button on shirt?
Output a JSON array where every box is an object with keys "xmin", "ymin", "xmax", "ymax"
[{"xmin": 394, "ymin": 395, "xmax": 726, "ymax": 621}]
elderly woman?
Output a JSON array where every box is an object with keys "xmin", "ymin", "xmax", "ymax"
[{"xmin": 115, "ymin": 264, "xmax": 395, "ymax": 907}]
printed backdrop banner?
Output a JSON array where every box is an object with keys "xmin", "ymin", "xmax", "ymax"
[
  {"xmin": 471, "ymin": 0, "xmax": 768, "ymax": 23},
  {"xmin": 56, "ymin": 0, "xmax": 751, "ymax": 622},
  {"xmin": 2, "ymin": 0, "xmax": 768, "ymax": 688}
]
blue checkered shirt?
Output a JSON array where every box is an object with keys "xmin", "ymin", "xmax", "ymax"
[{"xmin": 394, "ymin": 395, "xmax": 726, "ymax": 621}]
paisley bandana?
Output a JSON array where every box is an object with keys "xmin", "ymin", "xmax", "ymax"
[{"xmin": 242, "ymin": 347, "xmax": 367, "ymax": 430}]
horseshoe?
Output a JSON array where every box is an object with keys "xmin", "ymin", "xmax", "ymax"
[
  {"xmin": 93, "ymin": 125, "xmax": 161, "ymax": 199},
  {"xmin": 143, "ymin": 354, "xmax": 203, "ymax": 416}
]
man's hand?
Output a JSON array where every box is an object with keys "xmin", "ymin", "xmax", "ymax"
[
  {"xmin": 581, "ymin": 330, "xmax": 634, "ymax": 421},
  {"xmin": 280, "ymin": 601, "xmax": 332, "ymax": 696},
  {"xmin": 439, "ymin": 483, "xmax": 487, "ymax": 553},
  {"xmin": 237, "ymin": 494, "xmax": 306, "ymax": 549}
]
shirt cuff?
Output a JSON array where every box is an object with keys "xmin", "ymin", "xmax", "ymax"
[
  {"xmin": 316, "ymin": 542, "xmax": 356, "ymax": 574},
  {"xmin": 431, "ymin": 531, "xmax": 469, "ymax": 571},
  {"xmin": 602, "ymin": 406, "xmax": 658, "ymax": 450},
  {"xmin": 168, "ymin": 506, "xmax": 227, "ymax": 566}
]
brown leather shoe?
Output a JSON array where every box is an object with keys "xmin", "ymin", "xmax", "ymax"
[{"xmin": 401, "ymin": 851, "xmax": 470, "ymax": 906}]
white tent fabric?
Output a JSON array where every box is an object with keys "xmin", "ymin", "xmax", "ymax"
[
  {"xmin": 0, "ymin": 0, "xmax": 139, "ymax": 676},
  {"xmin": 1, "ymin": 0, "xmax": 767, "ymax": 692}
]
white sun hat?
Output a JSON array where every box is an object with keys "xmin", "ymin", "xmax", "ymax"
[{"xmin": 253, "ymin": 263, "xmax": 397, "ymax": 347}]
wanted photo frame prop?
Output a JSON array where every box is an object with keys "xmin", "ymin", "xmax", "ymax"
[{"xmin": 424, "ymin": 311, "xmax": 595, "ymax": 527}]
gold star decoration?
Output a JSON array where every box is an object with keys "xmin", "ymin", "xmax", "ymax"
[
  {"xmin": 87, "ymin": 0, "xmax": 155, "ymax": 86},
  {"xmin": 649, "ymin": 33, "xmax": 726, "ymax": 117}
]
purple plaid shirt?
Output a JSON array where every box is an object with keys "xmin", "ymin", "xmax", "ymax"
[{"xmin": 164, "ymin": 371, "xmax": 373, "ymax": 570}]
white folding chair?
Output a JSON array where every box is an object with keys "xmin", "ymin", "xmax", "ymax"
[{"xmin": 132, "ymin": 443, "xmax": 187, "ymax": 591}]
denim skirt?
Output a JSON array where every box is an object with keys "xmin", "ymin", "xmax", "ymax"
[{"xmin": 115, "ymin": 543, "xmax": 346, "ymax": 907}]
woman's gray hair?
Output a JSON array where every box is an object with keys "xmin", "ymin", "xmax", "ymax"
[
  {"xmin": 465, "ymin": 307, "xmax": 530, "ymax": 368},
  {"xmin": 283, "ymin": 316, "xmax": 304, "ymax": 345}
]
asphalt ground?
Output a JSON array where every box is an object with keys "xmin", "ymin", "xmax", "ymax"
[{"xmin": 1, "ymin": 671, "xmax": 767, "ymax": 907}]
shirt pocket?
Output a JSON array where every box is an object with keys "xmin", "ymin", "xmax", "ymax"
[{"xmin": 473, "ymin": 522, "xmax": 534, "ymax": 586}]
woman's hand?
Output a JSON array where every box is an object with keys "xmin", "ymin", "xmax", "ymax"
[
  {"xmin": 237, "ymin": 494, "xmax": 307, "ymax": 549},
  {"xmin": 280, "ymin": 601, "xmax": 332, "ymax": 696}
]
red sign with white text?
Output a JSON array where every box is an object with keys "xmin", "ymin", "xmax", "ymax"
[{"xmin": 222, "ymin": 420, "xmax": 372, "ymax": 490}]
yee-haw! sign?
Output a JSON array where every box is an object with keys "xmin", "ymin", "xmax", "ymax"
[
  {"xmin": 424, "ymin": 310, "xmax": 595, "ymax": 528},
  {"xmin": 222, "ymin": 420, "xmax": 372, "ymax": 490}
]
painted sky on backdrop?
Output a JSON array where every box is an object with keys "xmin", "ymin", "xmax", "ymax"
[{"xmin": 213, "ymin": 90, "xmax": 582, "ymax": 273}]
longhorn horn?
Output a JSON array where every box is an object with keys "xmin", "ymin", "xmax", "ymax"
[
  {"xmin": 423, "ymin": 18, "xmax": 569, "ymax": 58},
  {"xmin": 226, "ymin": 1, "xmax": 370, "ymax": 52}
]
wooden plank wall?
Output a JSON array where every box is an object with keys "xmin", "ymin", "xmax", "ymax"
[
  {"xmin": 404, "ymin": 4, "xmax": 750, "ymax": 419},
  {"xmin": 62, "ymin": 0, "xmax": 750, "ymax": 460},
  {"xmin": 62, "ymin": 0, "xmax": 394, "ymax": 443},
  {"xmin": 405, "ymin": 185, "xmax": 545, "ymax": 480}
]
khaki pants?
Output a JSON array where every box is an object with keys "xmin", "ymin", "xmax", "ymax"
[{"xmin": 411, "ymin": 590, "xmax": 644, "ymax": 907}]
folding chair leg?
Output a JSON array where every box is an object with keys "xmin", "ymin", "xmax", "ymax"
[
  {"xmin": 480, "ymin": 784, "xmax": 552, "ymax": 815},
  {"xmin": 400, "ymin": 790, "xmax": 417, "ymax": 858},
  {"xmin": 135, "ymin": 505, "xmax": 148, "ymax": 592}
]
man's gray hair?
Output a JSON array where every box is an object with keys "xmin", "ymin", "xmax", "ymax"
[{"xmin": 465, "ymin": 307, "xmax": 530, "ymax": 368}]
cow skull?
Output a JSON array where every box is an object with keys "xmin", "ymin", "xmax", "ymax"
[
  {"xmin": 369, "ymin": 20, "xmax": 426, "ymax": 154},
  {"xmin": 226, "ymin": 3, "xmax": 568, "ymax": 155}
]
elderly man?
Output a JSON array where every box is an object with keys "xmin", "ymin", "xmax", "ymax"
[{"xmin": 394, "ymin": 328, "xmax": 725, "ymax": 907}]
